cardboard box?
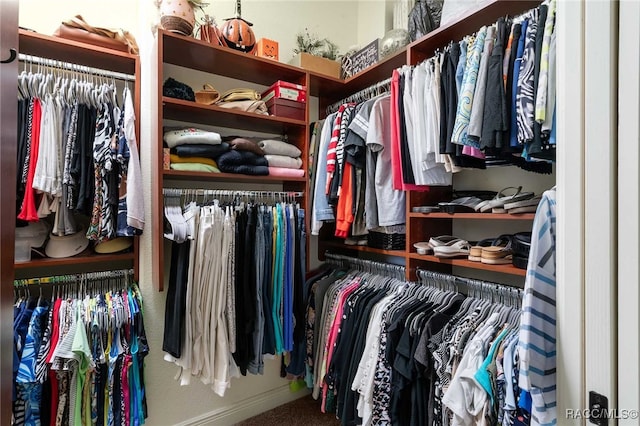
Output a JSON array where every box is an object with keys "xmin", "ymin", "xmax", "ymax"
[
  {"xmin": 257, "ymin": 38, "xmax": 279, "ymax": 61},
  {"xmin": 262, "ymin": 80, "xmax": 307, "ymax": 103},
  {"xmin": 266, "ymin": 97, "xmax": 305, "ymax": 121},
  {"xmin": 289, "ymin": 52, "xmax": 341, "ymax": 79}
]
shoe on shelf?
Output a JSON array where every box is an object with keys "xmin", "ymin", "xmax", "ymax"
[
  {"xmin": 438, "ymin": 196, "xmax": 484, "ymax": 213},
  {"xmin": 430, "ymin": 236, "xmax": 471, "ymax": 258},
  {"xmin": 413, "ymin": 241, "xmax": 433, "ymax": 255},
  {"xmin": 468, "ymin": 238, "xmax": 494, "ymax": 262},
  {"xmin": 475, "ymin": 186, "xmax": 535, "ymax": 213},
  {"xmin": 480, "ymin": 234, "xmax": 514, "ymax": 264}
]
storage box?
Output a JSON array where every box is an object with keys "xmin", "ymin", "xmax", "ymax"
[
  {"xmin": 265, "ymin": 97, "xmax": 305, "ymax": 121},
  {"xmin": 289, "ymin": 52, "xmax": 341, "ymax": 79},
  {"xmin": 262, "ymin": 80, "xmax": 307, "ymax": 103},
  {"xmin": 257, "ymin": 38, "xmax": 279, "ymax": 61}
]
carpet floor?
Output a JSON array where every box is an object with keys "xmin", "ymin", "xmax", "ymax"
[{"xmin": 235, "ymin": 394, "xmax": 340, "ymax": 426}]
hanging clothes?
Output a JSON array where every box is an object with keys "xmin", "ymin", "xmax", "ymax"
[
  {"xmin": 12, "ymin": 272, "xmax": 149, "ymax": 426},
  {"xmin": 162, "ymin": 193, "xmax": 307, "ymax": 396}
]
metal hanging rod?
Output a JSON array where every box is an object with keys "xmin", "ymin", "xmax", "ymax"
[
  {"xmin": 416, "ymin": 268, "xmax": 524, "ymax": 307},
  {"xmin": 324, "ymin": 252, "xmax": 405, "ymax": 280},
  {"xmin": 325, "ymin": 76, "xmax": 392, "ymax": 115},
  {"xmin": 14, "ymin": 268, "xmax": 134, "ymax": 287},
  {"xmin": 163, "ymin": 188, "xmax": 304, "ymax": 198},
  {"xmin": 18, "ymin": 53, "xmax": 135, "ymax": 81}
]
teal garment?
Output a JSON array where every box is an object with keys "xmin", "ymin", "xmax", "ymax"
[
  {"xmin": 271, "ymin": 205, "xmax": 284, "ymax": 354},
  {"xmin": 451, "ymin": 27, "xmax": 488, "ymax": 149},
  {"xmin": 474, "ymin": 326, "xmax": 510, "ymax": 406}
]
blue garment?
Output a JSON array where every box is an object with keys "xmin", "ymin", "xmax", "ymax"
[
  {"xmin": 474, "ymin": 327, "xmax": 509, "ymax": 406},
  {"xmin": 272, "ymin": 204, "xmax": 284, "ymax": 354},
  {"xmin": 510, "ymin": 19, "xmax": 529, "ymax": 147},
  {"xmin": 455, "ymin": 39, "xmax": 468, "ymax": 96},
  {"xmin": 312, "ymin": 113, "xmax": 337, "ymax": 234},
  {"xmin": 261, "ymin": 208, "xmax": 276, "ymax": 355}
]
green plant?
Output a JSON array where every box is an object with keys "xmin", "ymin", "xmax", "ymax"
[{"xmin": 293, "ymin": 28, "xmax": 340, "ymax": 60}]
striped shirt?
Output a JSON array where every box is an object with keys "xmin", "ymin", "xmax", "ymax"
[{"xmin": 518, "ymin": 188, "xmax": 557, "ymax": 426}]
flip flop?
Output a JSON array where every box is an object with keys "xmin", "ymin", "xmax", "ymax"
[
  {"xmin": 475, "ymin": 186, "xmax": 535, "ymax": 213},
  {"xmin": 481, "ymin": 234, "xmax": 513, "ymax": 264},
  {"xmin": 438, "ymin": 196, "xmax": 484, "ymax": 213},
  {"xmin": 468, "ymin": 238, "xmax": 494, "ymax": 262},
  {"xmin": 413, "ymin": 242, "xmax": 433, "ymax": 255}
]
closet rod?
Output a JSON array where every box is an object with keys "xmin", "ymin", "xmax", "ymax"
[
  {"xmin": 416, "ymin": 268, "xmax": 524, "ymax": 305},
  {"xmin": 324, "ymin": 251, "xmax": 405, "ymax": 279},
  {"xmin": 325, "ymin": 76, "xmax": 392, "ymax": 115},
  {"xmin": 163, "ymin": 188, "xmax": 304, "ymax": 198},
  {"xmin": 14, "ymin": 268, "xmax": 134, "ymax": 286},
  {"xmin": 18, "ymin": 53, "xmax": 135, "ymax": 81}
]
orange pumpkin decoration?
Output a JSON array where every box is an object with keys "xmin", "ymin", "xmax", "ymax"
[
  {"xmin": 220, "ymin": 0, "xmax": 257, "ymax": 54},
  {"xmin": 257, "ymin": 38, "xmax": 279, "ymax": 61}
]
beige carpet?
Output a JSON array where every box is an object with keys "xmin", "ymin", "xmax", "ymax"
[{"xmin": 235, "ymin": 394, "xmax": 341, "ymax": 426}]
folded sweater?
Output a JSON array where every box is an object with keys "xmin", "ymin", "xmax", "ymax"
[
  {"xmin": 268, "ymin": 167, "xmax": 305, "ymax": 178},
  {"xmin": 264, "ymin": 155, "xmax": 302, "ymax": 169},
  {"xmin": 170, "ymin": 154, "xmax": 218, "ymax": 168},
  {"xmin": 170, "ymin": 163, "xmax": 220, "ymax": 173},
  {"xmin": 258, "ymin": 139, "xmax": 302, "ymax": 157},
  {"xmin": 171, "ymin": 142, "xmax": 230, "ymax": 160},
  {"xmin": 164, "ymin": 128, "xmax": 222, "ymax": 148},
  {"xmin": 217, "ymin": 150, "xmax": 269, "ymax": 175}
]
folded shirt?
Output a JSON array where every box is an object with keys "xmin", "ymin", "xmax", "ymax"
[
  {"xmin": 171, "ymin": 142, "xmax": 230, "ymax": 160},
  {"xmin": 170, "ymin": 163, "xmax": 220, "ymax": 173},
  {"xmin": 164, "ymin": 128, "xmax": 222, "ymax": 148},
  {"xmin": 217, "ymin": 150, "xmax": 269, "ymax": 175},
  {"xmin": 264, "ymin": 155, "xmax": 302, "ymax": 169},
  {"xmin": 228, "ymin": 138, "xmax": 265, "ymax": 156},
  {"xmin": 170, "ymin": 154, "xmax": 218, "ymax": 168},
  {"xmin": 268, "ymin": 167, "xmax": 305, "ymax": 178},
  {"xmin": 258, "ymin": 139, "xmax": 302, "ymax": 157}
]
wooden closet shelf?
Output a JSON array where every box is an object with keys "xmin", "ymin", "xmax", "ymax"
[
  {"xmin": 161, "ymin": 30, "xmax": 307, "ymax": 86},
  {"xmin": 163, "ymin": 97, "xmax": 306, "ymax": 133},
  {"xmin": 163, "ymin": 169, "xmax": 307, "ymax": 183},
  {"xmin": 321, "ymin": 240, "xmax": 405, "ymax": 257},
  {"xmin": 18, "ymin": 29, "xmax": 137, "ymax": 74},
  {"xmin": 408, "ymin": 253, "xmax": 526, "ymax": 276},
  {"xmin": 15, "ymin": 252, "xmax": 135, "ymax": 270},
  {"xmin": 409, "ymin": 0, "xmax": 542, "ymax": 57},
  {"xmin": 308, "ymin": 47, "xmax": 407, "ymax": 98},
  {"xmin": 408, "ymin": 212, "xmax": 535, "ymax": 220}
]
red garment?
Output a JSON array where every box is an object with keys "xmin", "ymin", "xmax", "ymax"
[
  {"xmin": 18, "ymin": 98, "xmax": 42, "ymax": 221},
  {"xmin": 334, "ymin": 162, "xmax": 354, "ymax": 238},
  {"xmin": 45, "ymin": 298, "xmax": 63, "ymax": 364},
  {"xmin": 390, "ymin": 70, "xmax": 429, "ymax": 192},
  {"xmin": 325, "ymin": 105, "xmax": 346, "ymax": 195}
]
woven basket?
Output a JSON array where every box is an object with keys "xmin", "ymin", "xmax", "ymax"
[{"xmin": 161, "ymin": 15, "xmax": 194, "ymax": 36}]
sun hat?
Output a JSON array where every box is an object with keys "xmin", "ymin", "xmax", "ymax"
[
  {"xmin": 94, "ymin": 237, "xmax": 133, "ymax": 254},
  {"xmin": 45, "ymin": 223, "xmax": 90, "ymax": 258}
]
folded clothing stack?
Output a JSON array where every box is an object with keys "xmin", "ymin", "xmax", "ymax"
[
  {"xmin": 216, "ymin": 150, "xmax": 269, "ymax": 175},
  {"xmin": 165, "ymin": 127, "xmax": 227, "ymax": 173},
  {"xmin": 258, "ymin": 139, "xmax": 305, "ymax": 178}
]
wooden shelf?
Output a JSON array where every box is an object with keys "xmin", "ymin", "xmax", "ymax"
[
  {"xmin": 18, "ymin": 29, "xmax": 137, "ymax": 74},
  {"xmin": 163, "ymin": 169, "xmax": 306, "ymax": 183},
  {"xmin": 321, "ymin": 240, "xmax": 405, "ymax": 257},
  {"xmin": 15, "ymin": 252, "xmax": 135, "ymax": 279},
  {"xmin": 309, "ymin": 47, "xmax": 407, "ymax": 99},
  {"xmin": 163, "ymin": 97, "xmax": 306, "ymax": 133},
  {"xmin": 161, "ymin": 30, "xmax": 307, "ymax": 86},
  {"xmin": 408, "ymin": 253, "xmax": 526, "ymax": 276},
  {"xmin": 409, "ymin": 0, "xmax": 542, "ymax": 58},
  {"xmin": 408, "ymin": 212, "xmax": 535, "ymax": 220}
]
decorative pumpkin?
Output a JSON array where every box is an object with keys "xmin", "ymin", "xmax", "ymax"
[
  {"xmin": 220, "ymin": 0, "xmax": 257, "ymax": 54},
  {"xmin": 257, "ymin": 38, "xmax": 279, "ymax": 61}
]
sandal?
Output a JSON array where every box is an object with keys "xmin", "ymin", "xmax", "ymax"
[
  {"xmin": 432, "ymin": 237, "xmax": 471, "ymax": 258},
  {"xmin": 468, "ymin": 238, "xmax": 494, "ymax": 262},
  {"xmin": 475, "ymin": 186, "xmax": 535, "ymax": 213},
  {"xmin": 413, "ymin": 242, "xmax": 433, "ymax": 255},
  {"xmin": 481, "ymin": 234, "xmax": 514, "ymax": 264},
  {"xmin": 195, "ymin": 83, "xmax": 220, "ymax": 105},
  {"xmin": 438, "ymin": 196, "xmax": 484, "ymax": 213}
]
